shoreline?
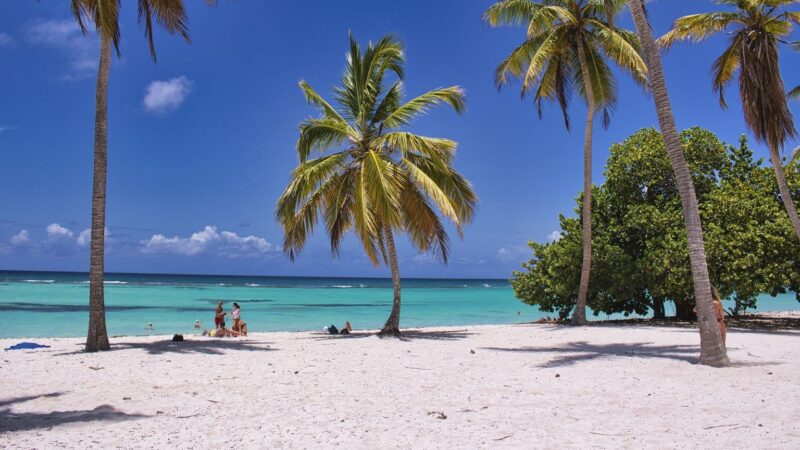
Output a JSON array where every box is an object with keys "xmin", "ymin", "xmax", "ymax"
[{"xmin": 2, "ymin": 310, "xmax": 797, "ymax": 342}]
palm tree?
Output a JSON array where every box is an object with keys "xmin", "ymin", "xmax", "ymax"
[
  {"xmin": 483, "ymin": 0, "xmax": 647, "ymax": 325},
  {"xmin": 71, "ymin": 0, "xmax": 192, "ymax": 352},
  {"xmin": 659, "ymin": 0, "xmax": 800, "ymax": 240},
  {"xmin": 627, "ymin": 0, "xmax": 730, "ymax": 367},
  {"xmin": 276, "ymin": 35, "xmax": 477, "ymax": 336}
]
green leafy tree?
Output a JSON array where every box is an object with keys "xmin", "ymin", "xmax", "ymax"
[
  {"xmin": 626, "ymin": 0, "xmax": 729, "ymax": 367},
  {"xmin": 513, "ymin": 128, "xmax": 799, "ymax": 323},
  {"xmin": 660, "ymin": 0, "xmax": 800, "ymax": 240},
  {"xmin": 275, "ymin": 35, "xmax": 476, "ymax": 335},
  {"xmin": 705, "ymin": 136, "xmax": 800, "ymax": 315},
  {"xmin": 71, "ymin": 0, "xmax": 196, "ymax": 352},
  {"xmin": 484, "ymin": 0, "xmax": 647, "ymax": 325}
]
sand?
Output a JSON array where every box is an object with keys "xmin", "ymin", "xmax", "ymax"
[{"xmin": 1, "ymin": 317, "xmax": 798, "ymax": 449}]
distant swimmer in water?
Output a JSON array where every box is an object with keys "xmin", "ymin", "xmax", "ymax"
[
  {"xmin": 146, "ymin": 322, "xmax": 153, "ymax": 331},
  {"xmin": 194, "ymin": 320, "xmax": 201, "ymax": 329}
]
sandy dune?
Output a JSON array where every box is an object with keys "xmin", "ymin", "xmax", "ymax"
[{"xmin": 1, "ymin": 320, "xmax": 798, "ymax": 449}]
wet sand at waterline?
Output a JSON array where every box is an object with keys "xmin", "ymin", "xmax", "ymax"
[{"xmin": 1, "ymin": 314, "xmax": 798, "ymax": 448}]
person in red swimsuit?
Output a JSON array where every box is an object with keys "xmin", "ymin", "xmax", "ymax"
[{"xmin": 214, "ymin": 301, "xmax": 226, "ymax": 328}]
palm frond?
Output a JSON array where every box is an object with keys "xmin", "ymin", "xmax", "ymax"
[
  {"xmin": 139, "ymin": 0, "xmax": 191, "ymax": 62},
  {"xmin": 375, "ymin": 131, "xmax": 458, "ymax": 164},
  {"xmin": 296, "ymin": 118, "xmax": 355, "ymax": 162},
  {"xmin": 483, "ymin": 0, "xmax": 542, "ymax": 27},
  {"xmin": 299, "ymin": 80, "xmax": 352, "ymax": 126},
  {"xmin": 658, "ymin": 12, "xmax": 740, "ymax": 49},
  {"xmin": 589, "ymin": 20, "xmax": 648, "ymax": 87},
  {"xmin": 788, "ymin": 146, "xmax": 800, "ymax": 167},
  {"xmin": 72, "ymin": 0, "xmax": 122, "ymax": 55},
  {"xmin": 711, "ymin": 33, "xmax": 743, "ymax": 108},
  {"xmin": 789, "ymin": 84, "xmax": 800, "ymax": 100},
  {"xmin": 400, "ymin": 177, "xmax": 450, "ymax": 262},
  {"xmin": 382, "ymin": 87, "xmax": 466, "ymax": 128}
]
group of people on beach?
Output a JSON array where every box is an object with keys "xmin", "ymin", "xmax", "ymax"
[{"xmin": 203, "ymin": 300, "xmax": 248, "ymax": 337}]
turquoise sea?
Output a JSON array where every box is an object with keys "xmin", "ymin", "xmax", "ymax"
[{"xmin": 0, "ymin": 270, "xmax": 797, "ymax": 338}]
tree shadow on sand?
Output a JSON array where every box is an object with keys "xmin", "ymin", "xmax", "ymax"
[
  {"xmin": 305, "ymin": 328, "xmax": 474, "ymax": 342},
  {"xmin": 484, "ymin": 341, "xmax": 704, "ymax": 367},
  {"xmin": 55, "ymin": 338, "xmax": 276, "ymax": 356},
  {"xmin": 0, "ymin": 393, "xmax": 146, "ymax": 434}
]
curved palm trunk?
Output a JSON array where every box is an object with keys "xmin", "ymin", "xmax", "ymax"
[
  {"xmin": 572, "ymin": 37, "xmax": 595, "ymax": 326},
  {"xmin": 379, "ymin": 225, "xmax": 402, "ymax": 336},
  {"xmin": 768, "ymin": 145, "xmax": 800, "ymax": 239},
  {"xmin": 629, "ymin": 0, "xmax": 729, "ymax": 367},
  {"xmin": 86, "ymin": 34, "xmax": 111, "ymax": 352}
]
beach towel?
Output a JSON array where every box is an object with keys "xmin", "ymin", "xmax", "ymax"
[{"xmin": 5, "ymin": 342, "xmax": 51, "ymax": 351}]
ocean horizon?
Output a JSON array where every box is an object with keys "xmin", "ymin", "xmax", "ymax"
[{"xmin": 1, "ymin": 269, "xmax": 797, "ymax": 339}]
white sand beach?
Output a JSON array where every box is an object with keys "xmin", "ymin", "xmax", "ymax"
[{"xmin": 1, "ymin": 318, "xmax": 799, "ymax": 449}]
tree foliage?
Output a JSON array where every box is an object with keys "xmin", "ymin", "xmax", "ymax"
[{"xmin": 512, "ymin": 127, "xmax": 800, "ymax": 319}]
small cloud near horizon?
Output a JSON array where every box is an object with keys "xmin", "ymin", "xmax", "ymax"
[
  {"xmin": 141, "ymin": 225, "xmax": 277, "ymax": 258},
  {"xmin": 10, "ymin": 229, "xmax": 30, "ymax": 246},
  {"xmin": 143, "ymin": 76, "xmax": 193, "ymax": 114},
  {"xmin": 46, "ymin": 223, "xmax": 74, "ymax": 240},
  {"xmin": 25, "ymin": 19, "xmax": 98, "ymax": 81}
]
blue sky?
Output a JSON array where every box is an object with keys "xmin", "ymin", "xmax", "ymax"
[{"xmin": 1, "ymin": 1, "xmax": 799, "ymax": 278}]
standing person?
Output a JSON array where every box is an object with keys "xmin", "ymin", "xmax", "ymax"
[
  {"xmin": 231, "ymin": 303, "xmax": 241, "ymax": 333},
  {"xmin": 214, "ymin": 301, "xmax": 226, "ymax": 329}
]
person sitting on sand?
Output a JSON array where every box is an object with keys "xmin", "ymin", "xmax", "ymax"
[
  {"xmin": 231, "ymin": 303, "xmax": 242, "ymax": 333},
  {"xmin": 214, "ymin": 301, "xmax": 226, "ymax": 329},
  {"xmin": 339, "ymin": 321, "xmax": 352, "ymax": 335}
]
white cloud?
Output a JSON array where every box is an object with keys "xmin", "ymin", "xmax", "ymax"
[
  {"xmin": 0, "ymin": 125, "xmax": 17, "ymax": 134},
  {"xmin": 77, "ymin": 228, "xmax": 91, "ymax": 246},
  {"xmin": 548, "ymin": 230, "xmax": 562, "ymax": 242},
  {"xmin": 143, "ymin": 76, "xmax": 193, "ymax": 114},
  {"xmin": 496, "ymin": 245, "xmax": 530, "ymax": 262},
  {"xmin": 76, "ymin": 227, "xmax": 110, "ymax": 246},
  {"xmin": 10, "ymin": 230, "xmax": 29, "ymax": 246},
  {"xmin": 25, "ymin": 19, "xmax": 98, "ymax": 80},
  {"xmin": 46, "ymin": 223, "xmax": 74, "ymax": 239},
  {"xmin": 0, "ymin": 32, "xmax": 16, "ymax": 48},
  {"xmin": 141, "ymin": 225, "xmax": 276, "ymax": 258}
]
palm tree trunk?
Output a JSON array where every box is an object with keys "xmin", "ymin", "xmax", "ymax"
[
  {"xmin": 379, "ymin": 225, "xmax": 402, "ymax": 336},
  {"xmin": 572, "ymin": 36, "xmax": 595, "ymax": 326},
  {"xmin": 768, "ymin": 144, "xmax": 800, "ymax": 239},
  {"xmin": 629, "ymin": 0, "xmax": 729, "ymax": 367},
  {"xmin": 86, "ymin": 34, "xmax": 111, "ymax": 352}
]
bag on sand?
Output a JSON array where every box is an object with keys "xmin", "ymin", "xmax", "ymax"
[
  {"xmin": 172, "ymin": 334, "xmax": 184, "ymax": 342},
  {"xmin": 328, "ymin": 325, "xmax": 339, "ymax": 335}
]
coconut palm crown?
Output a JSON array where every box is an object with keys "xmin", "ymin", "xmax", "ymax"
[
  {"xmin": 659, "ymin": 0, "xmax": 799, "ymax": 151},
  {"xmin": 484, "ymin": 0, "xmax": 647, "ymax": 129},
  {"xmin": 659, "ymin": 0, "xmax": 800, "ymax": 239},
  {"xmin": 276, "ymin": 34, "xmax": 476, "ymax": 334}
]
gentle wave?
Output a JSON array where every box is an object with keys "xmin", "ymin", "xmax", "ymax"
[{"xmin": 22, "ymin": 279, "xmax": 55, "ymax": 283}]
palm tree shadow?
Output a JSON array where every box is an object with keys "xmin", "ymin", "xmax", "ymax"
[
  {"xmin": 304, "ymin": 329, "xmax": 473, "ymax": 342},
  {"xmin": 394, "ymin": 329, "xmax": 474, "ymax": 341},
  {"xmin": 55, "ymin": 338, "xmax": 276, "ymax": 356},
  {"xmin": 0, "ymin": 393, "xmax": 146, "ymax": 434},
  {"xmin": 484, "ymin": 341, "xmax": 703, "ymax": 367}
]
